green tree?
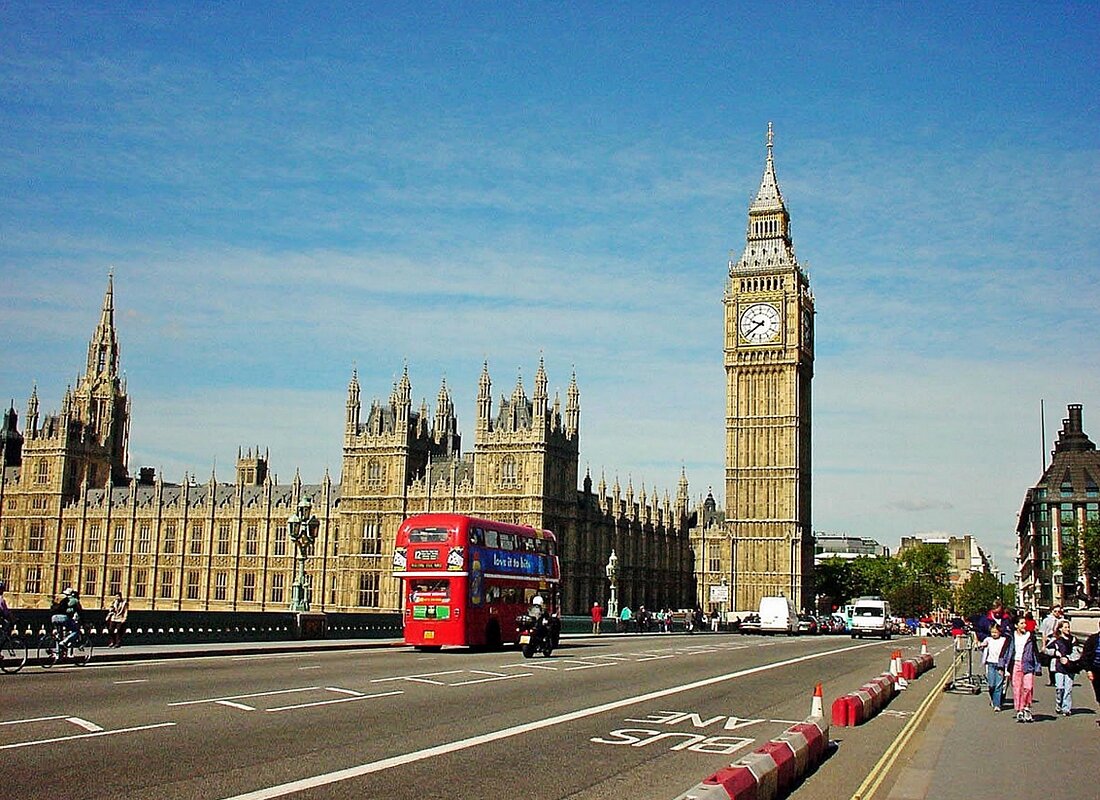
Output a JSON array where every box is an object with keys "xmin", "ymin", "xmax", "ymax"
[
  {"xmin": 956, "ymin": 572, "xmax": 1002, "ymax": 619},
  {"xmin": 888, "ymin": 543, "xmax": 952, "ymax": 616},
  {"xmin": 813, "ymin": 557, "xmax": 854, "ymax": 608},
  {"xmin": 1082, "ymin": 521, "xmax": 1100, "ymax": 595}
]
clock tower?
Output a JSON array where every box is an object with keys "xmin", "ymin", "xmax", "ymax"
[{"xmin": 724, "ymin": 124, "xmax": 815, "ymax": 613}]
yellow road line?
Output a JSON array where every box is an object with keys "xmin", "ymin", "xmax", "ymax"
[{"xmin": 850, "ymin": 653, "xmax": 958, "ymax": 800}]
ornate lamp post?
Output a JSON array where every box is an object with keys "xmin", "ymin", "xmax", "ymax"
[
  {"xmin": 287, "ymin": 498, "xmax": 320, "ymax": 612},
  {"xmin": 605, "ymin": 549, "xmax": 619, "ymax": 620}
]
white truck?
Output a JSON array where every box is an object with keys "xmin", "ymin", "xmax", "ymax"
[
  {"xmin": 758, "ymin": 595, "xmax": 798, "ymax": 635},
  {"xmin": 849, "ymin": 597, "xmax": 892, "ymax": 640}
]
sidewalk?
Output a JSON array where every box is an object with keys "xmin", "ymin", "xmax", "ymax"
[{"xmin": 884, "ymin": 666, "xmax": 1099, "ymax": 800}]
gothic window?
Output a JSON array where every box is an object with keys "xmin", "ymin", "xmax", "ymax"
[
  {"xmin": 213, "ymin": 571, "xmax": 228, "ymax": 601},
  {"xmin": 137, "ymin": 523, "xmax": 151, "ymax": 554},
  {"xmin": 163, "ymin": 523, "xmax": 177, "ymax": 554},
  {"xmin": 274, "ymin": 525, "xmax": 287, "ymax": 556},
  {"xmin": 186, "ymin": 570, "xmax": 200, "ymax": 600},
  {"xmin": 32, "ymin": 496, "xmax": 46, "ymax": 510},
  {"xmin": 330, "ymin": 574, "xmax": 338, "ymax": 605},
  {"xmin": 217, "ymin": 523, "xmax": 231, "ymax": 555},
  {"xmin": 501, "ymin": 456, "xmax": 518, "ymax": 486},
  {"xmin": 189, "ymin": 523, "xmax": 204, "ymax": 555},
  {"xmin": 133, "ymin": 569, "xmax": 147, "ymax": 598},
  {"xmin": 23, "ymin": 566, "xmax": 41, "ymax": 594},
  {"xmin": 28, "ymin": 522, "xmax": 44, "ymax": 552},
  {"xmin": 270, "ymin": 573, "xmax": 285, "ymax": 603},
  {"xmin": 245, "ymin": 524, "xmax": 259, "ymax": 555},
  {"xmin": 113, "ymin": 524, "xmax": 126, "ymax": 553},
  {"xmin": 159, "ymin": 570, "xmax": 174, "ymax": 599},
  {"xmin": 36, "ymin": 459, "xmax": 49, "ymax": 485},
  {"xmin": 88, "ymin": 524, "xmax": 101, "ymax": 552},
  {"xmin": 361, "ymin": 520, "xmax": 381, "ymax": 555},
  {"xmin": 108, "ymin": 568, "xmax": 122, "ymax": 597},
  {"xmin": 84, "ymin": 567, "xmax": 98, "ymax": 598},
  {"xmin": 241, "ymin": 572, "xmax": 256, "ymax": 602},
  {"xmin": 357, "ymin": 571, "xmax": 380, "ymax": 607},
  {"xmin": 367, "ymin": 459, "xmax": 385, "ymax": 487},
  {"xmin": 1, "ymin": 525, "xmax": 12, "ymax": 551}
]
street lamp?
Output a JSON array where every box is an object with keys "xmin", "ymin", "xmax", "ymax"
[
  {"xmin": 605, "ymin": 549, "xmax": 619, "ymax": 620},
  {"xmin": 287, "ymin": 498, "xmax": 320, "ymax": 612}
]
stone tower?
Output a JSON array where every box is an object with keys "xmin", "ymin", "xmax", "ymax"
[
  {"xmin": 19, "ymin": 274, "xmax": 131, "ymax": 500},
  {"xmin": 724, "ymin": 124, "xmax": 815, "ymax": 612}
]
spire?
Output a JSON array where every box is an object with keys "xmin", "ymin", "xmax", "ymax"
[
  {"xmin": 734, "ymin": 123, "xmax": 798, "ymax": 274},
  {"xmin": 533, "ymin": 356, "xmax": 548, "ymax": 419},
  {"xmin": 25, "ymin": 383, "xmax": 39, "ymax": 438},
  {"xmin": 749, "ymin": 121, "xmax": 785, "ymax": 213},
  {"xmin": 86, "ymin": 272, "xmax": 120, "ymax": 380},
  {"xmin": 565, "ymin": 369, "xmax": 580, "ymax": 438},
  {"xmin": 477, "ymin": 360, "xmax": 492, "ymax": 432}
]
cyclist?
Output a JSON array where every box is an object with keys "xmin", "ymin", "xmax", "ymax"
[
  {"xmin": 51, "ymin": 587, "xmax": 83, "ymax": 655},
  {"xmin": 0, "ymin": 580, "xmax": 14, "ymax": 636}
]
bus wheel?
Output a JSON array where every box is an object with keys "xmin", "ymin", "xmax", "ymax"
[{"xmin": 485, "ymin": 621, "xmax": 503, "ymax": 651}]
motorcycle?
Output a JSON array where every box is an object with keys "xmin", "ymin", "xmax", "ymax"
[{"xmin": 517, "ymin": 608, "xmax": 558, "ymax": 658}]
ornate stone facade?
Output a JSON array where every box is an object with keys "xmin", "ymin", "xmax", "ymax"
[
  {"xmin": 0, "ymin": 279, "xmax": 695, "ymax": 616},
  {"xmin": 721, "ymin": 124, "xmax": 815, "ymax": 613}
]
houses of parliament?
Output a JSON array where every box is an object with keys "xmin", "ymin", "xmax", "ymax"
[{"xmin": 0, "ymin": 126, "xmax": 815, "ymax": 617}]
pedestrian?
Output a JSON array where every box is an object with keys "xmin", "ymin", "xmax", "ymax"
[
  {"xmin": 1000, "ymin": 616, "xmax": 1043, "ymax": 723},
  {"xmin": 1080, "ymin": 618, "xmax": 1100, "ymax": 726},
  {"xmin": 619, "ymin": 604, "xmax": 632, "ymax": 633},
  {"xmin": 978, "ymin": 622, "xmax": 1008, "ymax": 711},
  {"xmin": 105, "ymin": 592, "xmax": 129, "ymax": 648},
  {"xmin": 591, "ymin": 601, "xmax": 603, "ymax": 635},
  {"xmin": 1045, "ymin": 619, "xmax": 1079, "ymax": 716},
  {"xmin": 1023, "ymin": 611, "xmax": 1036, "ymax": 632},
  {"xmin": 0, "ymin": 580, "xmax": 14, "ymax": 636},
  {"xmin": 710, "ymin": 608, "xmax": 720, "ymax": 633},
  {"xmin": 1038, "ymin": 605, "xmax": 1064, "ymax": 686}
]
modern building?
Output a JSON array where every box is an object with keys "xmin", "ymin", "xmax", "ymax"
[
  {"xmin": 897, "ymin": 533, "xmax": 992, "ymax": 588},
  {"xmin": 1016, "ymin": 404, "xmax": 1099, "ymax": 611},
  {"xmin": 813, "ymin": 534, "xmax": 889, "ymax": 562},
  {"xmin": 0, "ymin": 278, "xmax": 696, "ymax": 616},
  {"xmin": 722, "ymin": 124, "xmax": 816, "ymax": 612}
]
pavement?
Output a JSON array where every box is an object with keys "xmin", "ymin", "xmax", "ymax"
[{"xmin": 881, "ymin": 651, "xmax": 1099, "ymax": 800}]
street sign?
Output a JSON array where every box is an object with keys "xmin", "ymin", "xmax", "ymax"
[{"xmin": 709, "ymin": 585, "xmax": 729, "ymax": 603}]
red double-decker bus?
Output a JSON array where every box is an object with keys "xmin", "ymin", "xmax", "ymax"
[{"xmin": 392, "ymin": 513, "xmax": 560, "ymax": 650}]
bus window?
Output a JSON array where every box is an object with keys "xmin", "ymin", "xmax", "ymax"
[
  {"xmin": 522, "ymin": 537, "xmax": 536, "ymax": 552},
  {"xmin": 410, "ymin": 580, "xmax": 450, "ymax": 602},
  {"xmin": 499, "ymin": 532, "xmax": 516, "ymax": 550},
  {"xmin": 484, "ymin": 529, "xmax": 499, "ymax": 548},
  {"xmin": 410, "ymin": 528, "xmax": 449, "ymax": 543},
  {"xmin": 486, "ymin": 585, "xmax": 501, "ymax": 603},
  {"xmin": 469, "ymin": 528, "xmax": 484, "ymax": 545}
]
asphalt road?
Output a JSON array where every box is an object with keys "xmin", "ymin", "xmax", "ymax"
[{"xmin": 0, "ymin": 633, "xmax": 952, "ymax": 800}]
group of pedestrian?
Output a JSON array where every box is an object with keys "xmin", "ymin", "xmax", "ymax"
[{"xmin": 976, "ymin": 601, "xmax": 1100, "ymax": 726}]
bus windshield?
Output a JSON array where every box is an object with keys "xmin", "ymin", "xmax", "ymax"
[{"xmin": 408, "ymin": 528, "xmax": 450, "ymax": 543}]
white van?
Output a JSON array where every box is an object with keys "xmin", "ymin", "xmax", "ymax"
[
  {"xmin": 850, "ymin": 597, "xmax": 892, "ymax": 640},
  {"xmin": 758, "ymin": 595, "xmax": 797, "ymax": 635}
]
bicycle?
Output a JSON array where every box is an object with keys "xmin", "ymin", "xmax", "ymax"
[
  {"xmin": 38, "ymin": 622, "xmax": 94, "ymax": 668},
  {"xmin": 0, "ymin": 625, "xmax": 28, "ymax": 674}
]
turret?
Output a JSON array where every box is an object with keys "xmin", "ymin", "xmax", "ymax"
[
  {"xmin": 565, "ymin": 370, "xmax": 580, "ymax": 439},
  {"xmin": 346, "ymin": 368, "xmax": 361, "ymax": 434},
  {"xmin": 533, "ymin": 356, "xmax": 548, "ymax": 422},
  {"xmin": 1, "ymin": 403, "xmax": 22, "ymax": 466},
  {"xmin": 26, "ymin": 384, "xmax": 39, "ymax": 439},
  {"xmin": 477, "ymin": 361, "xmax": 492, "ymax": 433}
]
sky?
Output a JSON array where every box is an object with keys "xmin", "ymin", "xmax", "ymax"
[{"xmin": 1, "ymin": 3, "xmax": 1097, "ymax": 574}]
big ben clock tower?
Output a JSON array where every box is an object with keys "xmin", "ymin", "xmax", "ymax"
[{"xmin": 724, "ymin": 124, "xmax": 815, "ymax": 613}]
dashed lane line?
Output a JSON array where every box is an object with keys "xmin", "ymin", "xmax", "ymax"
[
  {"xmin": 0, "ymin": 722, "xmax": 177, "ymax": 751},
  {"xmin": 266, "ymin": 690, "xmax": 404, "ymax": 713},
  {"xmin": 168, "ymin": 686, "xmax": 319, "ymax": 707}
]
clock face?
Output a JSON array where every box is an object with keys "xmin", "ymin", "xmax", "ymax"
[{"xmin": 739, "ymin": 303, "xmax": 781, "ymax": 344}]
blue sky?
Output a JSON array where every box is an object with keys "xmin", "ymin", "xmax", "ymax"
[{"xmin": 2, "ymin": 3, "xmax": 1097, "ymax": 573}]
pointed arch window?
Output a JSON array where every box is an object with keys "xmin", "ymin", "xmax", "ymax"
[{"xmin": 501, "ymin": 456, "xmax": 518, "ymax": 486}]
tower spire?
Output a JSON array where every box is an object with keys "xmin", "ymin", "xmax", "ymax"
[{"xmin": 85, "ymin": 272, "xmax": 120, "ymax": 380}]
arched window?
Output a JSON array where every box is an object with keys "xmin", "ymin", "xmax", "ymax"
[{"xmin": 501, "ymin": 456, "xmax": 518, "ymax": 485}]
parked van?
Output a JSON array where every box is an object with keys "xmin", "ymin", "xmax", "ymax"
[
  {"xmin": 758, "ymin": 595, "xmax": 797, "ymax": 635},
  {"xmin": 850, "ymin": 597, "xmax": 892, "ymax": 640}
]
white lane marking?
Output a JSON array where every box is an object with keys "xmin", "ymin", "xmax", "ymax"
[
  {"xmin": 266, "ymin": 690, "xmax": 404, "ymax": 713},
  {"xmin": 298, "ymin": 666, "xmax": 322, "ymax": 671},
  {"xmin": 168, "ymin": 686, "xmax": 319, "ymax": 707},
  {"xmin": 0, "ymin": 715, "xmax": 66, "ymax": 727},
  {"xmin": 499, "ymin": 661, "xmax": 558, "ymax": 671},
  {"xmin": 218, "ymin": 640, "xmax": 884, "ymax": 800},
  {"xmin": 113, "ymin": 679, "xmax": 149, "ymax": 684},
  {"xmin": 370, "ymin": 670, "xmax": 464, "ymax": 684},
  {"xmin": 562, "ymin": 661, "xmax": 615, "ymax": 672},
  {"xmin": 449, "ymin": 673, "xmax": 531, "ymax": 687},
  {"xmin": 65, "ymin": 717, "xmax": 104, "ymax": 732},
  {"xmin": 0, "ymin": 722, "xmax": 177, "ymax": 751},
  {"xmin": 325, "ymin": 687, "xmax": 365, "ymax": 697},
  {"xmin": 216, "ymin": 701, "xmax": 257, "ymax": 711}
]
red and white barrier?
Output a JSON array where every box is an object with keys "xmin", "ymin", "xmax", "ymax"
[{"xmin": 673, "ymin": 704, "xmax": 830, "ymax": 800}]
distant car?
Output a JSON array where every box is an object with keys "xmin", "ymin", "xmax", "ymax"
[
  {"xmin": 739, "ymin": 613, "xmax": 761, "ymax": 635},
  {"xmin": 796, "ymin": 614, "xmax": 818, "ymax": 635}
]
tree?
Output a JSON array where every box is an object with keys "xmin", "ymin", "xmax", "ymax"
[
  {"xmin": 813, "ymin": 557, "xmax": 854, "ymax": 608},
  {"xmin": 889, "ymin": 543, "xmax": 953, "ymax": 616},
  {"xmin": 1082, "ymin": 521, "xmax": 1100, "ymax": 596},
  {"xmin": 955, "ymin": 572, "xmax": 1002, "ymax": 619}
]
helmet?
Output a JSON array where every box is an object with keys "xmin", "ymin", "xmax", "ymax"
[
  {"xmin": 531, "ymin": 595, "xmax": 544, "ymax": 606},
  {"xmin": 62, "ymin": 587, "xmax": 76, "ymax": 596}
]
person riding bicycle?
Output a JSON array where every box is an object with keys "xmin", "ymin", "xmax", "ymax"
[
  {"xmin": 0, "ymin": 580, "xmax": 14, "ymax": 637},
  {"xmin": 51, "ymin": 587, "xmax": 83, "ymax": 654}
]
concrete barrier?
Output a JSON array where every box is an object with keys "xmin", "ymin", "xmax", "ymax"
[{"xmin": 672, "ymin": 715, "xmax": 830, "ymax": 800}]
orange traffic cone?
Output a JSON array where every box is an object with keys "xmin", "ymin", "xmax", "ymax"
[
  {"xmin": 811, "ymin": 682, "xmax": 824, "ymax": 717},
  {"xmin": 920, "ymin": 639, "xmax": 929, "ymax": 656}
]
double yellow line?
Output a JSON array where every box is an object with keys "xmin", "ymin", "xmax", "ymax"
[{"xmin": 850, "ymin": 651, "xmax": 957, "ymax": 800}]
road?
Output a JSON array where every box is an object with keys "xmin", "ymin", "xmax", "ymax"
[{"xmin": 0, "ymin": 633, "xmax": 951, "ymax": 799}]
